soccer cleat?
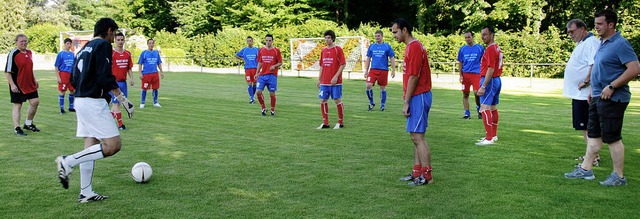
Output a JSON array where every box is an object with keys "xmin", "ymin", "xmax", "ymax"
[
  {"xmin": 261, "ymin": 109, "xmax": 267, "ymax": 116},
  {"xmin": 23, "ymin": 124, "xmax": 40, "ymax": 132},
  {"xmin": 478, "ymin": 136, "xmax": 498, "ymax": 142},
  {"xmin": 462, "ymin": 115, "xmax": 471, "ymax": 119},
  {"xmin": 78, "ymin": 193, "xmax": 109, "ymax": 203},
  {"xmin": 249, "ymin": 99, "xmax": 255, "ymax": 104},
  {"xmin": 407, "ymin": 175, "xmax": 429, "ymax": 186},
  {"xmin": 564, "ymin": 166, "xmax": 595, "ymax": 180},
  {"xmin": 475, "ymin": 139, "xmax": 494, "ymax": 146},
  {"xmin": 68, "ymin": 108, "xmax": 76, "ymax": 112},
  {"xmin": 478, "ymin": 113, "xmax": 482, "ymax": 119},
  {"xmin": 153, "ymin": 103, "xmax": 162, "ymax": 108},
  {"xmin": 368, "ymin": 104, "xmax": 375, "ymax": 111},
  {"xmin": 599, "ymin": 172, "xmax": 626, "ymax": 186},
  {"xmin": 139, "ymin": 104, "xmax": 145, "ymax": 109},
  {"xmin": 316, "ymin": 124, "xmax": 330, "ymax": 129},
  {"xmin": 118, "ymin": 125, "xmax": 127, "ymax": 130},
  {"xmin": 270, "ymin": 111, "xmax": 275, "ymax": 116},
  {"xmin": 14, "ymin": 127, "xmax": 27, "ymax": 136},
  {"xmin": 55, "ymin": 156, "xmax": 73, "ymax": 189},
  {"xmin": 380, "ymin": 106, "xmax": 385, "ymax": 111},
  {"xmin": 333, "ymin": 123, "xmax": 344, "ymax": 129},
  {"xmin": 60, "ymin": 108, "xmax": 66, "ymax": 114}
]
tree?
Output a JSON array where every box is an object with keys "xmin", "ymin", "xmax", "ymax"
[
  {"xmin": 67, "ymin": 0, "xmax": 120, "ymax": 30},
  {"xmin": 0, "ymin": 0, "xmax": 27, "ymax": 32},
  {"xmin": 26, "ymin": 0, "xmax": 80, "ymax": 29},
  {"xmin": 115, "ymin": 0, "xmax": 179, "ymax": 37}
]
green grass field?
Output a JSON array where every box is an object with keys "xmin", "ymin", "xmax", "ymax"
[{"xmin": 1, "ymin": 70, "xmax": 640, "ymax": 218}]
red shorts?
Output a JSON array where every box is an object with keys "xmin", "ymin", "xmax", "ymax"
[
  {"xmin": 366, "ymin": 69, "xmax": 389, "ymax": 86},
  {"xmin": 58, "ymin": 72, "xmax": 75, "ymax": 92},
  {"xmin": 141, "ymin": 73, "xmax": 160, "ymax": 90},
  {"xmin": 461, "ymin": 73, "xmax": 480, "ymax": 93},
  {"xmin": 245, "ymin": 68, "xmax": 257, "ymax": 83}
]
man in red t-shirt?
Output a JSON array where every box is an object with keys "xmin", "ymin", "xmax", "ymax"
[
  {"xmin": 110, "ymin": 32, "xmax": 134, "ymax": 130},
  {"xmin": 476, "ymin": 26, "xmax": 504, "ymax": 146},
  {"xmin": 4, "ymin": 34, "xmax": 40, "ymax": 136},
  {"xmin": 316, "ymin": 30, "xmax": 347, "ymax": 129},
  {"xmin": 392, "ymin": 19, "xmax": 433, "ymax": 186},
  {"xmin": 254, "ymin": 34, "xmax": 283, "ymax": 116}
]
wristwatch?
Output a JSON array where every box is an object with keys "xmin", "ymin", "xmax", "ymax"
[{"xmin": 607, "ymin": 85, "xmax": 616, "ymax": 90}]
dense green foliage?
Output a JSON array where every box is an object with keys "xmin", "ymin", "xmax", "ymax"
[
  {"xmin": 24, "ymin": 23, "xmax": 70, "ymax": 54},
  {"xmin": 3, "ymin": 71, "xmax": 640, "ymax": 217}
]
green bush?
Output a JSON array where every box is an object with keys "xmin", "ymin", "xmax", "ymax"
[
  {"xmin": 0, "ymin": 32, "xmax": 18, "ymax": 53},
  {"xmin": 24, "ymin": 23, "xmax": 69, "ymax": 54}
]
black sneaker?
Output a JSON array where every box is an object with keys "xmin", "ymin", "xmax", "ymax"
[
  {"xmin": 60, "ymin": 108, "xmax": 66, "ymax": 114},
  {"xmin": 368, "ymin": 104, "xmax": 375, "ymax": 111},
  {"xmin": 118, "ymin": 125, "xmax": 127, "ymax": 130},
  {"xmin": 462, "ymin": 115, "xmax": 471, "ymax": 119},
  {"xmin": 14, "ymin": 127, "xmax": 27, "ymax": 136},
  {"xmin": 68, "ymin": 108, "xmax": 76, "ymax": 112},
  {"xmin": 261, "ymin": 109, "xmax": 267, "ymax": 116},
  {"xmin": 407, "ymin": 175, "xmax": 429, "ymax": 186},
  {"xmin": 78, "ymin": 193, "xmax": 109, "ymax": 203},
  {"xmin": 270, "ymin": 111, "xmax": 275, "ymax": 116},
  {"xmin": 23, "ymin": 124, "xmax": 40, "ymax": 132}
]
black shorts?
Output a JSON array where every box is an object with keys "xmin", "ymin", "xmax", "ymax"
[
  {"xmin": 572, "ymin": 99, "xmax": 589, "ymax": 130},
  {"xmin": 10, "ymin": 90, "xmax": 38, "ymax": 103},
  {"xmin": 587, "ymin": 97, "xmax": 629, "ymax": 143}
]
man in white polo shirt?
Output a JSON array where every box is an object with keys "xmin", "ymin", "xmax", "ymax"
[{"xmin": 562, "ymin": 18, "xmax": 600, "ymax": 166}]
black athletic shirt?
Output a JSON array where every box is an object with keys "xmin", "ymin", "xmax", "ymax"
[{"xmin": 71, "ymin": 38, "xmax": 118, "ymax": 100}]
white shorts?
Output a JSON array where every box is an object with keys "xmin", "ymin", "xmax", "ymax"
[{"xmin": 75, "ymin": 98, "xmax": 119, "ymax": 139}]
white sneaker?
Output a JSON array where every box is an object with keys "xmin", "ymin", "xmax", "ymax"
[
  {"xmin": 333, "ymin": 123, "xmax": 344, "ymax": 129},
  {"xmin": 153, "ymin": 103, "xmax": 162, "ymax": 107},
  {"xmin": 475, "ymin": 139, "xmax": 495, "ymax": 146},
  {"xmin": 478, "ymin": 136, "xmax": 498, "ymax": 142},
  {"xmin": 139, "ymin": 104, "xmax": 145, "ymax": 109},
  {"xmin": 316, "ymin": 124, "xmax": 330, "ymax": 129}
]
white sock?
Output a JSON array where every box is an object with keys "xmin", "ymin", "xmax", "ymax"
[
  {"xmin": 65, "ymin": 144, "xmax": 104, "ymax": 167},
  {"xmin": 25, "ymin": 120, "xmax": 32, "ymax": 125},
  {"xmin": 79, "ymin": 161, "xmax": 94, "ymax": 196}
]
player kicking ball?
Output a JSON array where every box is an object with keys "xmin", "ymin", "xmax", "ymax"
[{"xmin": 55, "ymin": 17, "xmax": 134, "ymax": 203}]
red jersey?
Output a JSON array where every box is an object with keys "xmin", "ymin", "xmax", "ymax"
[
  {"xmin": 319, "ymin": 46, "xmax": 346, "ymax": 85},
  {"xmin": 402, "ymin": 40, "xmax": 432, "ymax": 97},
  {"xmin": 480, "ymin": 43, "xmax": 503, "ymax": 77},
  {"xmin": 5, "ymin": 49, "xmax": 37, "ymax": 94},
  {"xmin": 112, "ymin": 50, "xmax": 133, "ymax": 81},
  {"xmin": 257, "ymin": 47, "xmax": 282, "ymax": 76}
]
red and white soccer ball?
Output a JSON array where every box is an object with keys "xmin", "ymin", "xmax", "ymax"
[{"xmin": 131, "ymin": 162, "xmax": 153, "ymax": 183}]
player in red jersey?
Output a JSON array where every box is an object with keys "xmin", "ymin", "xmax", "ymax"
[
  {"xmin": 316, "ymin": 30, "xmax": 346, "ymax": 129},
  {"xmin": 110, "ymin": 32, "xmax": 134, "ymax": 130},
  {"xmin": 254, "ymin": 34, "xmax": 282, "ymax": 116},
  {"xmin": 5, "ymin": 34, "xmax": 41, "ymax": 136},
  {"xmin": 476, "ymin": 26, "xmax": 504, "ymax": 146},
  {"xmin": 392, "ymin": 18, "xmax": 433, "ymax": 186}
]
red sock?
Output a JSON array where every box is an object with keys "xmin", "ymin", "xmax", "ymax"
[
  {"xmin": 111, "ymin": 111, "xmax": 116, "ymax": 118},
  {"xmin": 411, "ymin": 164, "xmax": 422, "ymax": 178},
  {"xmin": 491, "ymin": 109, "xmax": 499, "ymax": 138},
  {"xmin": 336, "ymin": 102, "xmax": 344, "ymax": 124},
  {"xmin": 421, "ymin": 166, "xmax": 432, "ymax": 181},
  {"xmin": 257, "ymin": 93, "xmax": 265, "ymax": 109},
  {"xmin": 270, "ymin": 95, "xmax": 276, "ymax": 112},
  {"xmin": 321, "ymin": 102, "xmax": 329, "ymax": 125},
  {"xmin": 116, "ymin": 112, "xmax": 123, "ymax": 126},
  {"xmin": 481, "ymin": 110, "xmax": 493, "ymax": 140}
]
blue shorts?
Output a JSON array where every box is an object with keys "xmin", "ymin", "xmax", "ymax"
[
  {"xmin": 406, "ymin": 91, "xmax": 432, "ymax": 133},
  {"xmin": 110, "ymin": 81, "xmax": 129, "ymax": 104},
  {"xmin": 257, "ymin": 74, "xmax": 277, "ymax": 92},
  {"xmin": 318, "ymin": 85, "xmax": 343, "ymax": 100},
  {"xmin": 479, "ymin": 76, "xmax": 501, "ymax": 106}
]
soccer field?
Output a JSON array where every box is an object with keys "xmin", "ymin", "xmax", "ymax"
[{"xmin": 1, "ymin": 71, "xmax": 640, "ymax": 218}]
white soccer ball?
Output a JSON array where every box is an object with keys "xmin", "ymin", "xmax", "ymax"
[{"xmin": 131, "ymin": 162, "xmax": 153, "ymax": 183}]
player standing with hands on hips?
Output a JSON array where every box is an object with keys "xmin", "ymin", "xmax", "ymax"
[
  {"xmin": 54, "ymin": 38, "xmax": 76, "ymax": 114},
  {"xmin": 364, "ymin": 30, "xmax": 396, "ymax": 111},
  {"xmin": 5, "ymin": 34, "xmax": 41, "ymax": 136},
  {"xmin": 475, "ymin": 26, "xmax": 503, "ymax": 146},
  {"xmin": 138, "ymin": 39, "xmax": 164, "ymax": 108},
  {"xmin": 316, "ymin": 30, "xmax": 346, "ymax": 129},
  {"xmin": 392, "ymin": 18, "xmax": 434, "ymax": 186},
  {"xmin": 55, "ymin": 17, "xmax": 135, "ymax": 203}
]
